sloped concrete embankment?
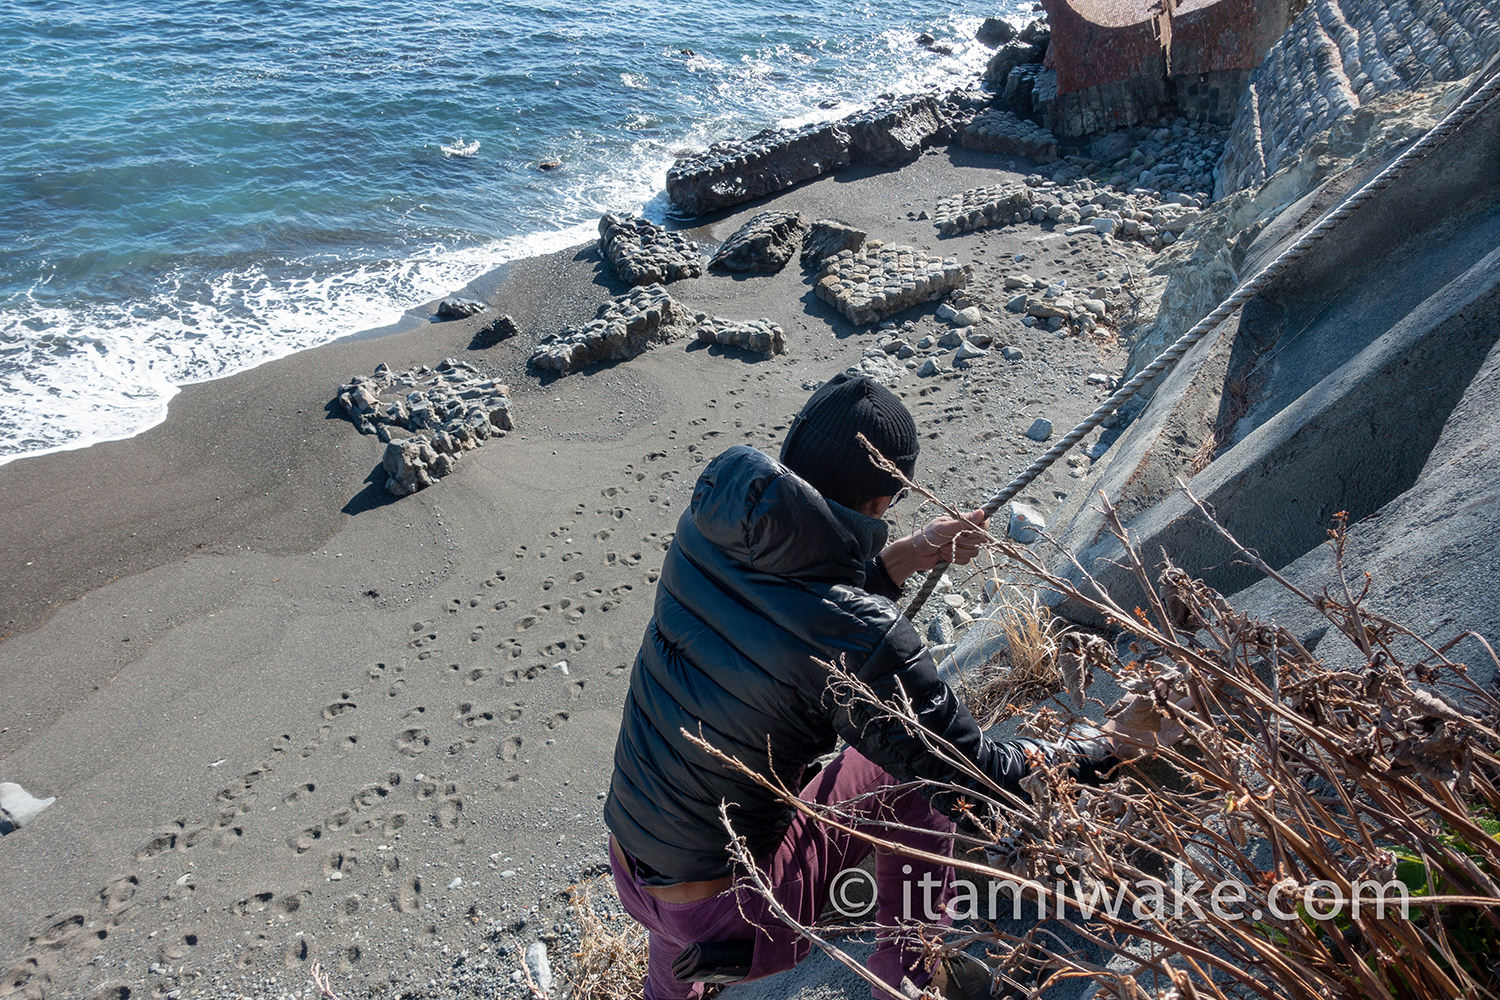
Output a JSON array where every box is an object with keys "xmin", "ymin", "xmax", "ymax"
[
  {"xmin": 1015, "ymin": 62, "xmax": 1500, "ymax": 686},
  {"xmin": 1215, "ymin": 0, "xmax": 1500, "ymax": 197}
]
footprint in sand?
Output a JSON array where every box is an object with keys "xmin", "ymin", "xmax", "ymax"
[
  {"xmin": 454, "ymin": 702, "xmax": 497, "ymax": 728},
  {"xmin": 289, "ymin": 826, "xmax": 323, "ymax": 854},
  {"xmin": 282, "ymin": 783, "xmax": 316, "ymax": 805},
  {"xmin": 434, "ymin": 796, "xmax": 465, "ymax": 829},
  {"xmin": 393, "ymin": 877, "xmax": 422, "ymax": 914},
  {"xmin": 136, "ymin": 823, "xmax": 184, "ymax": 862},
  {"xmin": 321, "ymin": 697, "xmax": 357, "ymax": 721},
  {"xmin": 324, "ymin": 849, "xmax": 359, "ymax": 880},
  {"xmin": 271, "ymin": 890, "xmax": 311, "ymax": 921},
  {"xmin": 324, "ymin": 809, "xmax": 353, "ymax": 833},
  {"xmin": 283, "ymin": 934, "xmax": 312, "ymax": 968},
  {"xmin": 164, "ymin": 873, "xmax": 196, "ymax": 902},
  {"xmin": 462, "ymin": 666, "xmax": 490, "ymax": 686},
  {"xmin": 334, "ymin": 893, "xmax": 363, "ymax": 925},
  {"xmin": 546, "ymin": 711, "xmax": 570, "ymax": 730},
  {"xmin": 99, "ymin": 875, "xmax": 139, "ymax": 915},
  {"xmin": 157, "ymin": 930, "xmax": 199, "ymax": 962},
  {"xmin": 351, "ymin": 773, "xmax": 401, "ymax": 812},
  {"xmin": 498, "ymin": 736, "xmax": 523, "ymax": 761},
  {"xmin": 233, "ymin": 891, "xmax": 274, "ymax": 917},
  {"xmin": 338, "ymin": 942, "xmax": 363, "ymax": 971}
]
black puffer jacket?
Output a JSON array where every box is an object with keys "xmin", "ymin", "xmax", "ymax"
[{"xmin": 604, "ymin": 446, "xmax": 1114, "ymax": 883}]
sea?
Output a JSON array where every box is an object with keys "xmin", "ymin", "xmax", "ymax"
[{"xmin": 0, "ymin": 0, "xmax": 1026, "ymax": 465}]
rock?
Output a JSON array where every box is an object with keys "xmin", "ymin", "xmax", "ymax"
[
  {"xmin": 383, "ymin": 438, "xmax": 440, "ymax": 497},
  {"xmin": 1091, "ymin": 216, "xmax": 1117, "ymax": 236},
  {"xmin": 470, "ymin": 314, "xmax": 519, "ymax": 349},
  {"xmin": 0, "ymin": 782, "xmax": 55, "ymax": 833},
  {"xmin": 801, "ymin": 219, "xmax": 866, "ymax": 266},
  {"xmin": 1005, "ymin": 293, "xmax": 1028, "ymax": 312},
  {"xmin": 842, "ymin": 93, "xmax": 962, "ymax": 167},
  {"xmin": 1001, "ymin": 345, "xmax": 1025, "ymax": 361},
  {"xmin": 1007, "ymin": 502, "xmax": 1045, "ymax": 543},
  {"xmin": 917, "ymin": 335, "xmax": 935, "ymax": 350},
  {"xmin": 1024, "ymin": 417, "xmax": 1053, "ymax": 441},
  {"xmin": 1080, "ymin": 298, "xmax": 1108, "ymax": 318},
  {"xmin": 976, "ymin": 17, "xmax": 1017, "ymax": 46},
  {"xmin": 917, "ymin": 358, "xmax": 941, "ymax": 377},
  {"xmin": 936, "ymin": 302, "xmax": 958, "ymax": 321},
  {"xmin": 667, "ymin": 120, "xmax": 850, "ymax": 216},
  {"xmin": 815, "ymin": 243, "xmax": 972, "ymax": 325},
  {"xmin": 927, "ymin": 614, "xmax": 956, "ymax": 645},
  {"xmin": 598, "ymin": 212, "xmax": 703, "ymax": 285},
  {"xmin": 435, "ymin": 297, "xmax": 485, "ymax": 321},
  {"xmin": 846, "ymin": 351, "xmax": 907, "ymax": 385},
  {"xmin": 338, "ymin": 360, "xmax": 515, "ymax": 495},
  {"xmin": 967, "ymin": 329, "xmax": 993, "ymax": 348},
  {"xmin": 1026, "ymin": 297, "xmax": 1070, "ymax": 320},
  {"xmin": 693, "ymin": 314, "xmax": 786, "ymax": 355},
  {"xmin": 524, "ymin": 942, "xmax": 553, "ymax": 995},
  {"xmin": 933, "ymin": 183, "xmax": 1035, "ymax": 236},
  {"xmin": 530, "ymin": 285, "xmax": 684, "ymax": 375},
  {"xmin": 937, "ymin": 329, "xmax": 964, "ymax": 349},
  {"xmin": 954, "ymin": 341, "xmax": 989, "ymax": 363},
  {"xmin": 708, "ymin": 211, "xmax": 810, "ymax": 275},
  {"xmin": 960, "ymin": 108, "xmax": 1059, "ymax": 161},
  {"xmin": 1018, "ymin": 18, "xmax": 1049, "ymax": 46},
  {"xmin": 982, "ymin": 41, "xmax": 1043, "ymax": 88},
  {"xmin": 952, "ymin": 306, "xmax": 982, "ymax": 326}
]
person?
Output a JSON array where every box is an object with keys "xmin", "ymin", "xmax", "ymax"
[{"xmin": 603, "ymin": 374, "xmax": 1131, "ymax": 1000}]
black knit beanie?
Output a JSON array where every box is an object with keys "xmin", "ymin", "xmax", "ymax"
[{"xmin": 780, "ymin": 373, "xmax": 919, "ymax": 509}]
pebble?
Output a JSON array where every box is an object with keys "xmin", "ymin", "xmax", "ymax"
[
  {"xmin": 954, "ymin": 341, "xmax": 989, "ymax": 363},
  {"xmin": 1024, "ymin": 418, "xmax": 1053, "ymax": 441},
  {"xmin": 1001, "ymin": 345, "xmax": 1025, "ymax": 361}
]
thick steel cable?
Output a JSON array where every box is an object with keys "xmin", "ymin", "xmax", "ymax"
[{"xmin": 904, "ymin": 64, "xmax": 1500, "ymax": 619}]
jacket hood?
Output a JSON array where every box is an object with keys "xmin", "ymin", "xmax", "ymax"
[{"xmin": 687, "ymin": 446, "xmax": 882, "ymax": 583}]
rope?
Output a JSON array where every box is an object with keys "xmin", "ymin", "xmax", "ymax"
[{"xmin": 904, "ymin": 64, "xmax": 1500, "ymax": 619}]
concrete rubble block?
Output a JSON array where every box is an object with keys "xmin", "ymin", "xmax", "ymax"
[
  {"xmin": 336, "ymin": 358, "xmax": 516, "ymax": 495},
  {"xmin": 665, "ymin": 121, "xmax": 852, "ymax": 217},
  {"xmin": 692, "ymin": 314, "xmax": 786, "ymax": 355},
  {"xmin": 960, "ymin": 108, "xmax": 1061, "ymax": 161},
  {"xmin": 530, "ymin": 284, "xmax": 684, "ymax": 375},
  {"xmin": 800, "ymin": 219, "xmax": 867, "ymax": 267},
  {"xmin": 842, "ymin": 93, "xmax": 965, "ymax": 167},
  {"xmin": 597, "ymin": 212, "xmax": 704, "ymax": 285},
  {"xmin": 708, "ymin": 210, "xmax": 811, "ymax": 275},
  {"xmin": 814, "ymin": 242, "xmax": 972, "ymax": 325},
  {"xmin": 932, "ymin": 183, "xmax": 1036, "ymax": 236}
]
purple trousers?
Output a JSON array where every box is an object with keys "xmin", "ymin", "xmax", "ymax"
[{"xmin": 609, "ymin": 748, "xmax": 957, "ymax": 1000}]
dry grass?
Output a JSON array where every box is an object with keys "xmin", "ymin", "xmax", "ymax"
[
  {"xmin": 962, "ymin": 585, "xmax": 1066, "ymax": 725},
  {"xmin": 564, "ymin": 877, "xmax": 647, "ymax": 1000}
]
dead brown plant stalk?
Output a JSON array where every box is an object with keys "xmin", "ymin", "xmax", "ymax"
[{"xmin": 710, "ymin": 444, "xmax": 1500, "ymax": 999}]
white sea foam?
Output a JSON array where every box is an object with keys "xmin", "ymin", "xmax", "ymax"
[{"xmin": 0, "ymin": 10, "xmax": 1000, "ymax": 465}]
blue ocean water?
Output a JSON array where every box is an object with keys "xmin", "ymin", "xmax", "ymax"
[{"xmin": 0, "ymin": 0, "xmax": 1021, "ymax": 464}]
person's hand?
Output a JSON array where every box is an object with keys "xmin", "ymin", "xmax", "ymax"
[{"xmin": 910, "ymin": 508, "xmax": 989, "ymax": 570}]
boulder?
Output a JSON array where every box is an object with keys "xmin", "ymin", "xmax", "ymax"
[
  {"xmin": 800, "ymin": 219, "xmax": 867, "ymax": 267},
  {"xmin": 982, "ymin": 41, "xmax": 1043, "ymax": 88},
  {"xmin": 470, "ymin": 314, "xmax": 519, "ymax": 349},
  {"xmin": 815, "ymin": 242, "xmax": 972, "ymax": 325},
  {"xmin": 666, "ymin": 121, "xmax": 851, "ymax": 217},
  {"xmin": 435, "ymin": 297, "xmax": 486, "ymax": 321},
  {"xmin": 708, "ymin": 211, "xmax": 810, "ymax": 275},
  {"xmin": 693, "ymin": 314, "xmax": 786, "ymax": 355},
  {"xmin": 529, "ymin": 285, "xmax": 685, "ymax": 375},
  {"xmin": 597, "ymin": 212, "xmax": 703, "ymax": 285},
  {"xmin": 976, "ymin": 17, "xmax": 1017, "ymax": 47}
]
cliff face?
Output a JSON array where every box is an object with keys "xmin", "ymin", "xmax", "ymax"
[{"xmin": 1215, "ymin": 0, "xmax": 1500, "ymax": 197}]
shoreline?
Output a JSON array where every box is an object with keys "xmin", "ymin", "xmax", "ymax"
[{"xmin": 0, "ymin": 138, "xmax": 1170, "ymax": 997}]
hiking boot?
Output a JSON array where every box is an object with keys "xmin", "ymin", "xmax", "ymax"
[{"xmin": 902, "ymin": 952, "xmax": 994, "ymax": 1000}]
